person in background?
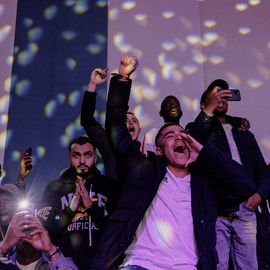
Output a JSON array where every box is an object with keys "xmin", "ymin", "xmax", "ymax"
[
  {"xmin": 141, "ymin": 95, "xmax": 182, "ymax": 155},
  {"xmin": 187, "ymin": 79, "xmax": 270, "ymax": 270},
  {"xmin": 40, "ymin": 136, "xmax": 118, "ymax": 269}
]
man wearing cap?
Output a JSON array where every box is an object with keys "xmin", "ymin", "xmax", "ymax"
[
  {"xmin": 186, "ymin": 79, "xmax": 270, "ymax": 270},
  {"xmin": 89, "ymin": 57, "xmax": 257, "ymax": 270}
]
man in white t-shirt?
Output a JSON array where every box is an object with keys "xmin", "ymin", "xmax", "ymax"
[{"xmin": 90, "ymin": 57, "xmax": 257, "ymax": 270}]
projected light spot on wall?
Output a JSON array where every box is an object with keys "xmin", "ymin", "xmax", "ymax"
[
  {"xmin": 161, "ymin": 42, "xmax": 176, "ymax": 51},
  {"xmin": 203, "ymin": 32, "xmax": 218, "ymax": 44},
  {"xmin": 247, "ymin": 79, "xmax": 262, "ymax": 89},
  {"xmin": 0, "ymin": 95, "xmax": 9, "ymax": 112},
  {"xmin": 15, "ymin": 79, "xmax": 31, "ymax": 96},
  {"xmin": 17, "ymin": 43, "xmax": 39, "ymax": 66},
  {"xmin": 181, "ymin": 96, "xmax": 200, "ymax": 113},
  {"xmin": 193, "ymin": 53, "xmax": 207, "ymax": 64},
  {"xmin": 43, "ymin": 5, "xmax": 58, "ymax": 20},
  {"xmin": 56, "ymin": 93, "xmax": 66, "ymax": 104},
  {"xmin": 122, "ymin": 1, "xmax": 136, "ymax": 10},
  {"xmin": 209, "ymin": 55, "xmax": 224, "ymax": 65},
  {"xmin": 68, "ymin": 90, "xmax": 80, "ymax": 107},
  {"xmin": 23, "ymin": 18, "xmax": 33, "ymax": 28},
  {"xmin": 141, "ymin": 67, "xmax": 157, "ymax": 87},
  {"xmin": 239, "ymin": 27, "xmax": 251, "ymax": 35},
  {"xmin": 162, "ymin": 11, "xmax": 175, "ymax": 19},
  {"xmin": 11, "ymin": 150, "xmax": 21, "ymax": 161},
  {"xmin": 204, "ymin": 19, "xmax": 216, "ymax": 28},
  {"xmin": 235, "ymin": 3, "xmax": 248, "ymax": 11},
  {"xmin": 134, "ymin": 13, "xmax": 147, "ymax": 26},
  {"xmin": 44, "ymin": 100, "xmax": 57, "ymax": 118},
  {"xmin": 109, "ymin": 8, "xmax": 119, "ymax": 21},
  {"xmin": 36, "ymin": 146, "xmax": 46, "ymax": 158},
  {"xmin": 0, "ymin": 114, "xmax": 8, "ymax": 125},
  {"xmin": 132, "ymin": 84, "xmax": 158, "ymax": 103},
  {"xmin": 182, "ymin": 65, "xmax": 198, "ymax": 75},
  {"xmin": 0, "ymin": 25, "xmax": 11, "ymax": 42},
  {"xmin": 73, "ymin": 0, "xmax": 89, "ymax": 14},
  {"xmin": 62, "ymin": 30, "xmax": 77, "ymax": 41},
  {"xmin": 65, "ymin": 58, "xmax": 77, "ymax": 70},
  {"xmin": 186, "ymin": 35, "xmax": 200, "ymax": 45},
  {"xmin": 28, "ymin": 27, "xmax": 43, "ymax": 42}
]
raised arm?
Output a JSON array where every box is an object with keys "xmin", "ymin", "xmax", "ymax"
[
  {"xmin": 105, "ymin": 56, "xmax": 139, "ymax": 165},
  {"xmin": 80, "ymin": 68, "xmax": 117, "ymax": 179}
]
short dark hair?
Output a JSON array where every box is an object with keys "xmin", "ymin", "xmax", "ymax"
[
  {"xmin": 200, "ymin": 79, "xmax": 229, "ymax": 105},
  {"xmin": 68, "ymin": 136, "xmax": 95, "ymax": 152},
  {"xmin": 155, "ymin": 122, "xmax": 181, "ymax": 146}
]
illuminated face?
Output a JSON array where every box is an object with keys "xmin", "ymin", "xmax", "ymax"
[
  {"xmin": 126, "ymin": 113, "xmax": 141, "ymax": 141},
  {"xmin": 160, "ymin": 96, "xmax": 182, "ymax": 123},
  {"xmin": 0, "ymin": 192, "xmax": 16, "ymax": 226},
  {"xmin": 156, "ymin": 125, "xmax": 190, "ymax": 168},
  {"xmin": 69, "ymin": 143, "xmax": 96, "ymax": 177}
]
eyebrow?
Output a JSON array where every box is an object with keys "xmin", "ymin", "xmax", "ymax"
[{"xmin": 163, "ymin": 131, "xmax": 175, "ymax": 138}]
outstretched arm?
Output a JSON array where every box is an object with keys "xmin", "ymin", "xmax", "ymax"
[
  {"xmin": 105, "ymin": 56, "xmax": 139, "ymax": 164},
  {"xmin": 80, "ymin": 68, "xmax": 117, "ymax": 179}
]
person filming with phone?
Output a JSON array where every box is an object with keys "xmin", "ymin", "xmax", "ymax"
[{"xmin": 186, "ymin": 79, "xmax": 270, "ymax": 270}]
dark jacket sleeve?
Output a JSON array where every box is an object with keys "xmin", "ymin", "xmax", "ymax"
[
  {"xmin": 195, "ymin": 143, "xmax": 257, "ymax": 201},
  {"xmin": 105, "ymin": 76, "xmax": 142, "ymax": 169},
  {"xmin": 81, "ymin": 91, "xmax": 117, "ymax": 179},
  {"xmin": 186, "ymin": 111, "xmax": 215, "ymax": 144}
]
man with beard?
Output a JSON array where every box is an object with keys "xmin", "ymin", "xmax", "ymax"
[
  {"xmin": 186, "ymin": 79, "xmax": 270, "ymax": 270},
  {"xmin": 89, "ymin": 58, "xmax": 257, "ymax": 270},
  {"xmin": 40, "ymin": 136, "xmax": 118, "ymax": 269}
]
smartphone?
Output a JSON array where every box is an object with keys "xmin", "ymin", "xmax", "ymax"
[
  {"xmin": 25, "ymin": 147, "xmax": 32, "ymax": 155},
  {"xmin": 24, "ymin": 147, "xmax": 32, "ymax": 171},
  {"xmin": 226, "ymin": 89, "xmax": 241, "ymax": 101}
]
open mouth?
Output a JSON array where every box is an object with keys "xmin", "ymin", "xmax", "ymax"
[
  {"xmin": 174, "ymin": 144, "xmax": 186, "ymax": 153},
  {"xmin": 128, "ymin": 127, "xmax": 135, "ymax": 133},
  {"xmin": 169, "ymin": 108, "xmax": 178, "ymax": 116}
]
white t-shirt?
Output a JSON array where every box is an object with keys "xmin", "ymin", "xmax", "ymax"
[
  {"xmin": 121, "ymin": 168, "xmax": 198, "ymax": 270},
  {"xmin": 222, "ymin": 123, "xmax": 242, "ymax": 164}
]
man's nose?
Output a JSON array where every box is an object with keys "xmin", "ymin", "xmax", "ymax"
[{"xmin": 79, "ymin": 155, "xmax": 85, "ymax": 163}]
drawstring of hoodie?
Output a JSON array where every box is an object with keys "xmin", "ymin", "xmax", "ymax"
[{"xmin": 88, "ymin": 184, "xmax": 92, "ymax": 247}]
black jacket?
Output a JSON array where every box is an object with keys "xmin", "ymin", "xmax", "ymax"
[{"xmin": 90, "ymin": 76, "xmax": 256, "ymax": 270}]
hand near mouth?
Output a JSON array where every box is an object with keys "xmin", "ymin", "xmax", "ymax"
[{"xmin": 181, "ymin": 133, "xmax": 203, "ymax": 167}]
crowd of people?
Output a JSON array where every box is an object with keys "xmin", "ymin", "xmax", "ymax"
[{"xmin": 0, "ymin": 55, "xmax": 270, "ymax": 270}]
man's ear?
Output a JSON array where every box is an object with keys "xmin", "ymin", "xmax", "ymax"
[
  {"xmin": 156, "ymin": 146, "xmax": 163, "ymax": 157},
  {"xmin": 201, "ymin": 102, "xmax": 205, "ymax": 110}
]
